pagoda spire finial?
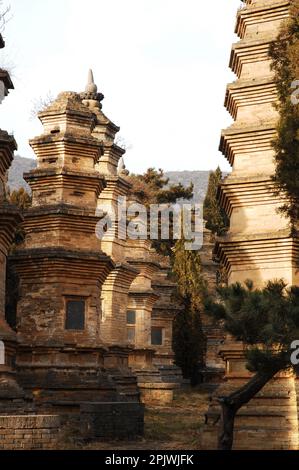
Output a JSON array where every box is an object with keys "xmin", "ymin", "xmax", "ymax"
[
  {"xmin": 81, "ymin": 69, "xmax": 104, "ymax": 109},
  {"xmin": 85, "ymin": 69, "xmax": 98, "ymax": 94},
  {"xmin": 118, "ymin": 157, "xmax": 129, "ymax": 176}
]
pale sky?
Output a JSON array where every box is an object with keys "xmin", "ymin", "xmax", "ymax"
[{"xmin": 0, "ymin": 0, "xmax": 241, "ymax": 173}]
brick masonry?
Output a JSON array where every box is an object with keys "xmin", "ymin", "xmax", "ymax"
[
  {"xmin": 0, "ymin": 64, "xmax": 180, "ymax": 445},
  {"xmin": 0, "ymin": 415, "xmax": 61, "ymax": 450},
  {"xmin": 0, "ymin": 403, "xmax": 144, "ymax": 449},
  {"xmin": 202, "ymin": 0, "xmax": 299, "ymax": 449},
  {"xmin": 80, "ymin": 402, "xmax": 144, "ymax": 440}
]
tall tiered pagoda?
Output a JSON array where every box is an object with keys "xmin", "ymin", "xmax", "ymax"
[{"xmin": 203, "ymin": 0, "xmax": 298, "ymax": 450}]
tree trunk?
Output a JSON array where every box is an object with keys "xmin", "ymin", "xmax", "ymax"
[
  {"xmin": 218, "ymin": 400, "xmax": 237, "ymax": 450},
  {"xmin": 217, "ymin": 365, "xmax": 282, "ymax": 450}
]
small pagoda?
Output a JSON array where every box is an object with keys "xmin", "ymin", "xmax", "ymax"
[{"xmin": 11, "ymin": 90, "xmax": 141, "ymax": 411}]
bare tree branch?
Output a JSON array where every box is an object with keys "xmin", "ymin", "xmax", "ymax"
[
  {"xmin": 115, "ymin": 135, "xmax": 132, "ymax": 151},
  {"xmin": 30, "ymin": 92, "xmax": 54, "ymax": 120},
  {"xmin": 0, "ymin": 2, "xmax": 11, "ymax": 34}
]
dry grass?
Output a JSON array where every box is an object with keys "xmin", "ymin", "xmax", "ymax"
[{"xmin": 86, "ymin": 385, "xmax": 210, "ymax": 450}]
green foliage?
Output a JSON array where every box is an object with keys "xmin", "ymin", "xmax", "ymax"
[
  {"xmin": 127, "ymin": 168, "xmax": 193, "ymax": 207},
  {"xmin": 204, "ymin": 279, "xmax": 299, "ymax": 374},
  {"xmin": 173, "ymin": 301, "xmax": 206, "ymax": 383},
  {"xmin": 269, "ymin": 1, "xmax": 299, "ymax": 225},
  {"xmin": 203, "ymin": 167, "xmax": 229, "ymax": 235},
  {"xmin": 172, "ymin": 238, "xmax": 207, "ymax": 383},
  {"xmin": 173, "ymin": 238, "xmax": 207, "ymax": 303},
  {"xmin": 127, "ymin": 168, "xmax": 194, "ymax": 256},
  {"xmin": 128, "ymin": 169, "xmax": 204, "ymax": 380}
]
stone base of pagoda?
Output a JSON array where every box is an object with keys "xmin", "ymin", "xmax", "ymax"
[
  {"xmin": 103, "ymin": 345, "xmax": 142, "ymax": 402},
  {"xmin": 0, "ymin": 368, "xmax": 26, "ymax": 414},
  {"xmin": 16, "ymin": 343, "xmax": 143, "ymax": 407},
  {"xmin": 201, "ymin": 340, "xmax": 298, "ymax": 450},
  {"xmin": 137, "ymin": 382, "xmax": 178, "ymax": 405},
  {"xmin": 129, "ymin": 348, "xmax": 179, "ymax": 405},
  {"xmin": 0, "ymin": 319, "xmax": 26, "ymax": 413},
  {"xmin": 14, "ymin": 343, "xmax": 145, "ymax": 436}
]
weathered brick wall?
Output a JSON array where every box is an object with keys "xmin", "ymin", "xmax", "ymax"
[
  {"xmin": 0, "ymin": 404, "xmax": 145, "ymax": 449},
  {"xmin": 0, "ymin": 415, "xmax": 60, "ymax": 450}
]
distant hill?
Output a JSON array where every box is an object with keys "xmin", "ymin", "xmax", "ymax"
[
  {"xmin": 8, "ymin": 156, "xmax": 214, "ymax": 203},
  {"xmin": 165, "ymin": 171, "xmax": 210, "ymax": 204},
  {"xmin": 8, "ymin": 155, "xmax": 36, "ymax": 193}
]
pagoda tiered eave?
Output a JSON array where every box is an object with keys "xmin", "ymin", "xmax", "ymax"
[
  {"xmin": 29, "ymin": 134, "xmax": 103, "ymax": 167},
  {"xmin": 219, "ymin": 121, "xmax": 276, "ymax": 165},
  {"xmin": 0, "ymin": 69, "xmax": 14, "ymax": 91},
  {"xmin": 235, "ymin": 0, "xmax": 290, "ymax": 39},
  {"xmin": 11, "ymin": 248, "xmax": 115, "ymax": 283},
  {"xmin": 22, "ymin": 205, "xmax": 105, "ymax": 249},
  {"xmin": 230, "ymin": 38, "xmax": 273, "ymax": 77},
  {"xmin": 102, "ymin": 263, "xmax": 139, "ymax": 292},
  {"xmin": 215, "ymin": 230, "xmax": 299, "ymax": 278},
  {"xmin": 0, "ymin": 131, "xmax": 17, "ymax": 175},
  {"xmin": 128, "ymin": 289, "xmax": 159, "ymax": 309},
  {"xmin": 24, "ymin": 168, "xmax": 106, "ymax": 206},
  {"xmin": 218, "ymin": 175, "xmax": 282, "ymax": 217},
  {"xmin": 225, "ymin": 76, "xmax": 277, "ymax": 120},
  {"xmin": 0, "ymin": 205, "xmax": 23, "ymax": 253}
]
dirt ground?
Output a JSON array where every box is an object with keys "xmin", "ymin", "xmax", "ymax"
[{"xmin": 85, "ymin": 386, "xmax": 210, "ymax": 450}]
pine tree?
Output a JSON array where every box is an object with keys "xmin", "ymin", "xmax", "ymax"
[
  {"xmin": 269, "ymin": 1, "xmax": 299, "ymax": 225},
  {"xmin": 127, "ymin": 168, "xmax": 193, "ymax": 207},
  {"xmin": 203, "ymin": 167, "xmax": 228, "ymax": 235},
  {"xmin": 127, "ymin": 168, "xmax": 194, "ymax": 256},
  {"xmin": 172, "ymin": 238, "xmax": 207, "ymax": 385},
  {"xmin": 205, "ymin": 279, "xmax": 299, "ymax": 450},
  {"xmin": 128, "ymin": 169, "xmax": 204, "ymax": 381}
]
